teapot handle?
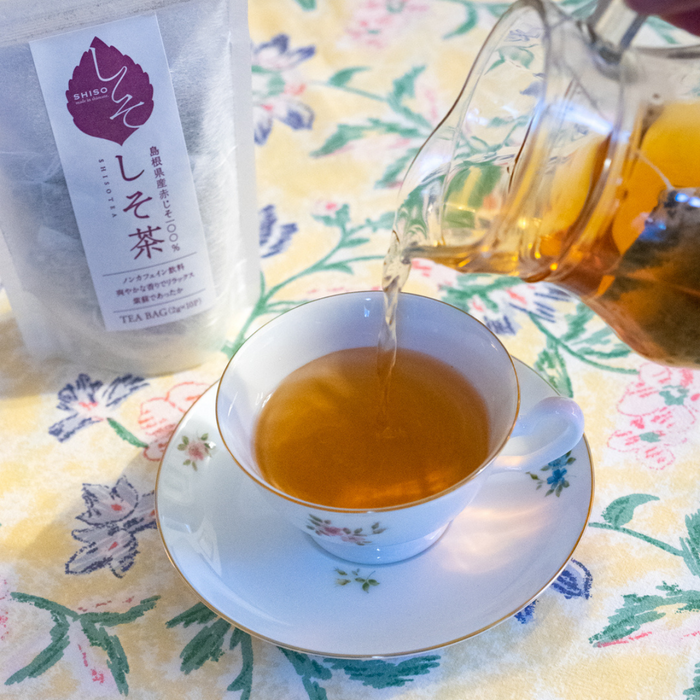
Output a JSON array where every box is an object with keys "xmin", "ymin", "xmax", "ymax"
[{"xmin": 585, "ymin": 0, "xmax": 647, "ymax": 60}]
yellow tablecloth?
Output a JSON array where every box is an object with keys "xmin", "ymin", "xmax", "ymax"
[{"xmin": 2, "ymin": 1, "xmax": 700, "ymax": 698}]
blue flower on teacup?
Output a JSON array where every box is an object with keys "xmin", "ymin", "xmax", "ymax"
[
  {"xmin": 546, "ymin": 467, "xmax": 569, "ymax": 491},
  {"xmin": 527, "ymin": 451, "xmax": 575, "ymax": 497},
  {"xmin": 307, "ymin": 515, "xmax": 386, "ymax": 546}
]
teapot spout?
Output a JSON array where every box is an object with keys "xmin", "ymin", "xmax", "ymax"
[{"xmin": 392, "ymin": 0, "xmax": 631, "ymax": 281}]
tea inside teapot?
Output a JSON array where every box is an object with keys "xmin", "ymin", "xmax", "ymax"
[{"xmin": 387, "ymin": 0, "xmax": 700, "ymax": 367}]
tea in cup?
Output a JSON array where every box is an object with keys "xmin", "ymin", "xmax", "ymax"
[{"xmin": 216, "ymin": 291, "xmax": 584, "ymax": 564}]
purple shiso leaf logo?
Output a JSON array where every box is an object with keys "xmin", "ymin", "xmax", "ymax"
[{"xmin": 66, "ymin": 37, "xmax": 154, "ymax": 145}]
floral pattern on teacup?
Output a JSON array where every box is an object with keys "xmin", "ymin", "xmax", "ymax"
[
  {"xmin": 335, "ymin": 568, "xmax": 380, "ymax": 592},
  {"xmin": 526, "ymin": 451, "xmax": 575, "ymax": 497},
  {"xmin": 177, "ymin": 433, "xmax": 215, "ymax": 470},
  {"xmin": 307, "ymin": 515, "xmax": 386, "ymax": 545}
]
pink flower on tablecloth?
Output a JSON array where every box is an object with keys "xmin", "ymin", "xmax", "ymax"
[
  {"xmin": 311, "ymin": 200, "xmax": 341, "ymax": 217},
  {"xmin": 0, "ymin": 577, "xmax": 10, "ymax": 643},
  {"xmin": 607, "ymin": 363, "xmax": 700, "ymax": 469},
  {"xmin": 345, "ymin": 0, "xmax": 430, "ymax": 49},
  {"xmin": 138, "ymin": 381, "xmax": 209, "ymax": 462}
]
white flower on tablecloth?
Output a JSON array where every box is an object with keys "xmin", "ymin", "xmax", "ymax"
[
  {"xmin": 138, "ymin": 381, "xmax": 209, "ymax": 462},
  {"xmin": 65, "ymin": 476, "xmax": 155, "ymax": 578},
  {"xmin": 252, "ymin": 34, "xmax": 315, "ymax": 145},
  {"xmin": 409, "ymin": 259, "xmax": 458, "ymax": 290},
  {"xmin": 49, "ymin": 374, "xmax": 148, "ymax": 442},
  {"xmin": 64, "ymin": 624, "xmax": 119, "ymax": 694},
  {"xmin": 607, "ymin": 363, "xmax": 700, "ymax": 469},
  {"xmin": 445, "ymin": 278, "xmax": 568, "ymax": 337}
]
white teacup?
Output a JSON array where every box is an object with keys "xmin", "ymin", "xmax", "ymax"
[{"xmin": 216, "ymin": 292, "xmax": 584, "ymax": 564}]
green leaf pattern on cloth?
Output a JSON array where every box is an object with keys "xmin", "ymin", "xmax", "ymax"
[{"xmin": 2, "ymin": 0, "xmax": 698, "ymax": 697}]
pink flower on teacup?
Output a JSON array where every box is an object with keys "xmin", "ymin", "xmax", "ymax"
[
  {"xmin": 177, "ymin": 433, "xmax": 215, "ymax": 470},
  {"xmin": 307, "ymin": 515, "xmax": 386, "ymax": 546},
  {"xmin": 185, "ymin": 441, "xmax": 208, "ymax": 462},
  {"xmin": 320, "ymin": 525, "xmax": 343, "ymax": 536}
]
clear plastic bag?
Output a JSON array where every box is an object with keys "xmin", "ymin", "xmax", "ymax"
[{"xmin": 0, "ymin": 0, "xmax": 259, "ymax": 374}]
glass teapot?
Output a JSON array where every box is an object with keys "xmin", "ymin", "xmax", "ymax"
[{"xmin": 390, "ymin": 0, "xmax": 700, "ymax": 368}]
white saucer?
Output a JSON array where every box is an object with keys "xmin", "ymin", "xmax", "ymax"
[{"xmin": 155, "ymin": 358, "xmax": 593, "ymax": 658}]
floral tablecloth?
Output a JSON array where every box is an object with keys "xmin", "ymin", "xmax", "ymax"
[{"xmin": 2, "ymin": 1, "xmax": 700, "ymax": 698}]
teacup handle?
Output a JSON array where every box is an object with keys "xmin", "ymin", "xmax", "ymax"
[{"xmin": 491, "ymin": 397, "xmax": 584, "ymax": 472}]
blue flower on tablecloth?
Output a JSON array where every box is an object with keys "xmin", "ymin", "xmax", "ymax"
[
  {"xmin": 459, "ymin": 280, "xmax": 567, "ymax": 338},
  {"xmin": 483, "ymin": 314, "xmax": 518, "ymax": 336},
  {"xmin": 65, "ymin": 476, "xmax": 156, "ymax": 578},
  {"xmin": 514, "ymin": 559, "xmax": 592, "ymax": 624},
  {"xmin": 515, "ymin": 602, "xmax": 537, "ymax": 624},
  {"xmin": 487, "ymin": 284, "xmax": 566, "ymax": 331},
  {"xmin": 551, "ymin": 559, "xmax": 593, "ymax": 600},
  {"xmin": 49, "ymin": 374, "xmax": 148, "ymax": 442},
  {"xmin": 259, "ymin": 204, "xmax": 299, "ymax": 258},
  {"xmin": 252, "ymin": 34, "xmax": 315, "ymax": 145},
  {"xmin": 507, "ymin": 26, "xmax": 544, "ymax": 42}
]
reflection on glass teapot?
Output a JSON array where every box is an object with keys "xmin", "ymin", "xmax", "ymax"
[{"xmin": 387, "ymin": 0, "xmax": 700, "ymax": 367}]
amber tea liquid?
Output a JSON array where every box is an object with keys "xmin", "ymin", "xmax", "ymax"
[{"xmin": 254, "ymin": 346, "xmax": 490, "ymax": 509}]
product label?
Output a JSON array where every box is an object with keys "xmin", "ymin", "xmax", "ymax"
[{"xmin": 30, "ymin": 15, "xmax": 216, "ymax": 331}]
